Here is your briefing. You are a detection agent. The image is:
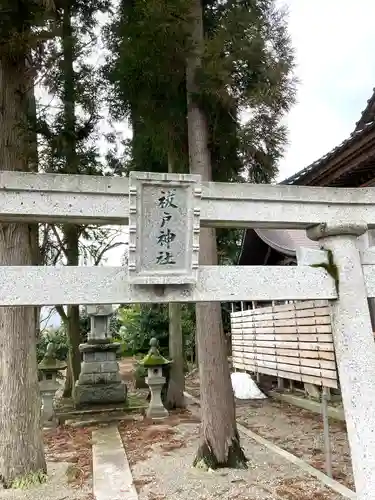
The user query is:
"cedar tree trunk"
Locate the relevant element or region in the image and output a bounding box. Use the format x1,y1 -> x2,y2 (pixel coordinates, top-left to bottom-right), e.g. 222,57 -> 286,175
166,149 -> 186,409
186,0 -> 247,469
0,55 -> 46,487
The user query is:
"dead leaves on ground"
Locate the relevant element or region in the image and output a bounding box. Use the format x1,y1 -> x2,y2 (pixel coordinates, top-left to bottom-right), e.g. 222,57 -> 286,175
276,478 -> 337,500
119,409 -> 200,464
44,425 -> 96,488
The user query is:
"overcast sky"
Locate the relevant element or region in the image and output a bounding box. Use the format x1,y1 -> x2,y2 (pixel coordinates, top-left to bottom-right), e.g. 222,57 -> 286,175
277,0 -> 375,181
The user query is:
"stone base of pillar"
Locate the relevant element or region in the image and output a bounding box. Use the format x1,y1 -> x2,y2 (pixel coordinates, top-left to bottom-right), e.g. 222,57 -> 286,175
73,342 -> 127,408
74,382 -> 127,406
145,374 -> 169,420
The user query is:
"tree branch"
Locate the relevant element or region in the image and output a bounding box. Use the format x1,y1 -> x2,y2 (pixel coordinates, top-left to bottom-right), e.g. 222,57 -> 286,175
94,241 -> 126,266
55,304 -> 68,325
50,224 -> 68,259
51,245 -> 64,265
39,307 -> 56,334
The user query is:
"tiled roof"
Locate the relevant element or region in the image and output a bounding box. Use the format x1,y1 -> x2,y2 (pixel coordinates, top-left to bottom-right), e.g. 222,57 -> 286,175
355,87 -> 375,131
281,119 -> 375,185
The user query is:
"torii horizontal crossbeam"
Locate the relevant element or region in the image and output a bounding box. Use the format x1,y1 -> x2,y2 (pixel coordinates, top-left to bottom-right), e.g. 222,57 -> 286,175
0,265 -> 338,306
2,171 -> 375,228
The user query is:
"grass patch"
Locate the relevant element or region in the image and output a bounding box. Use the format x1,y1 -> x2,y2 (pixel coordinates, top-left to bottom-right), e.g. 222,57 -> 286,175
10,470 -> 47,489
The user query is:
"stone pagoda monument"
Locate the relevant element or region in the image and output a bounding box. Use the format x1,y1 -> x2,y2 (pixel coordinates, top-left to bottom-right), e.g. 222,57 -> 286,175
73,304 -> 127,408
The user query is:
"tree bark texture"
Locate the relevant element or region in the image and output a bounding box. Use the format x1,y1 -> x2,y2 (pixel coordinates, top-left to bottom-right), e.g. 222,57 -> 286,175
0,57 -> 46,486
55,305 -> 75,397
63,352 -> 73,397
60,0 -> 81,396
186,0 -> 247,469
166,150 -> 186,409
166,302 -> 186,409
64,225 -> 82,388
26,75 -> 42,338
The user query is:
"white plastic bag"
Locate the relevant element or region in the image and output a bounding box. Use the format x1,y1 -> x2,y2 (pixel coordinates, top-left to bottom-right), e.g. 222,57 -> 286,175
231,372 -> 267,400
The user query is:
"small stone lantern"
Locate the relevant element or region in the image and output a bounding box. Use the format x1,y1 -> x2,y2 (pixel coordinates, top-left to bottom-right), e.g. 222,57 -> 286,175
141,338 -> 171,420
38,343 -> 67,427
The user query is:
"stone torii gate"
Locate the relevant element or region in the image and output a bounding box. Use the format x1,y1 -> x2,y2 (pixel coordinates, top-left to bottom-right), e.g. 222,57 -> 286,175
2,170 -> 375,499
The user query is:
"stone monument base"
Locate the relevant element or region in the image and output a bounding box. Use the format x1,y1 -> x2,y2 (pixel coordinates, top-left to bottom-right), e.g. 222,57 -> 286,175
73,342 -> 127,408
74,382 -> 127,406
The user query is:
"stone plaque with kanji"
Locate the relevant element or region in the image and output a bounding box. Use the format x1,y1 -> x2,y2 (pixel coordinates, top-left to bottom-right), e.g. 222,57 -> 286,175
128,172 -> 201,284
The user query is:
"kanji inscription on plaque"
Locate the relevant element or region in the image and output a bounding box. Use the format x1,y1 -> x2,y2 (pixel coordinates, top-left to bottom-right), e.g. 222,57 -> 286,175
128,172 -> 201,285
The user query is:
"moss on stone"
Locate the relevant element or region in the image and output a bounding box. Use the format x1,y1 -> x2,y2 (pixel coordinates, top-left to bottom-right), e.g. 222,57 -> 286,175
38,357 -> 67,371
38,342 -> 67,371
140,337 -> 171,367
140,352 -> 171,367
311,248 -> 339,294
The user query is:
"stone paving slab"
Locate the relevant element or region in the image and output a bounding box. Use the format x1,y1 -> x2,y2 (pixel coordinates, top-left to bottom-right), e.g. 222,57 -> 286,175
92,425 -> 138,500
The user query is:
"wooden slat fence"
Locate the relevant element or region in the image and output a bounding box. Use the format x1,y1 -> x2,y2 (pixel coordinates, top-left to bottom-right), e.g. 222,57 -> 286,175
231,300 -> 338,389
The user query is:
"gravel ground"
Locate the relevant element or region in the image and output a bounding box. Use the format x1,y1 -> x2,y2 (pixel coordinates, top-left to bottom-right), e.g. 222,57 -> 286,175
186,373 -> 354,490
117,360 -> 353,498
236,399 -> 353,490
0,462 -> 91,500
125,416 -> 344,500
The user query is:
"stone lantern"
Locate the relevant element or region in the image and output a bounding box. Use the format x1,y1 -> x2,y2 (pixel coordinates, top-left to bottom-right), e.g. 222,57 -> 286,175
141,338 -> 171,420
38,343 -> 67,427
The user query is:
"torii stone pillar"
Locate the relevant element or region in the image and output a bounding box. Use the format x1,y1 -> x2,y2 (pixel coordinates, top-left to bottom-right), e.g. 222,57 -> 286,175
307,222 -> 375,500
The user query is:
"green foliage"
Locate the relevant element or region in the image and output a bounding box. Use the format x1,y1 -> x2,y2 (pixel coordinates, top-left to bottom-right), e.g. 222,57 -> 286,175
103,0 -> 191,169
0,1 -> 55,59
181,305 -> 196,361
37,0 -> 109,178
104,0 -> 296,184
36,327 -> 69,364
118,304 -> 196,357
78,312 -> 90,341
36,0 -> 127,269
134,362 -> 147,380
118,305 -> 169,355
109,312 -> 122,337
217,228 -> 243,265
113,339 -> 128,358
10,470 -> 47,490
